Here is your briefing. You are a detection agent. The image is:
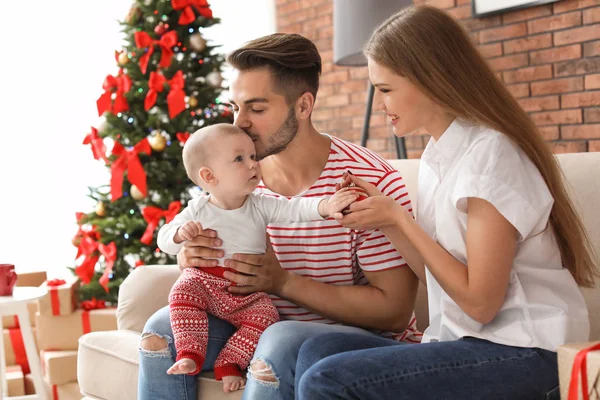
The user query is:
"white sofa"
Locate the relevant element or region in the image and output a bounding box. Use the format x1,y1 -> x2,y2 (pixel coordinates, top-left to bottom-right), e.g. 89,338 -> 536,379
78,153 -> 600,400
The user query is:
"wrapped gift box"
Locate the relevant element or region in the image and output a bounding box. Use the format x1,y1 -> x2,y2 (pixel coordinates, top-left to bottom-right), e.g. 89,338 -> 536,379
3,327 -> 38,373
6,365 -> 26,397
38,276 -> 79,317
45,379 -> 81,400
558,341 -> 600,400
24,373 -> 36,395
41,350 -> 78,385
2,302 -> 39,328
36,308 -> 117,351
16,270 -> 48,287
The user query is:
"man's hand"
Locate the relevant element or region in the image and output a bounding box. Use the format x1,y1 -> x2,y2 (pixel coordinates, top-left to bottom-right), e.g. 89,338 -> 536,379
318,187 -> 361,219
177,229 -> 224,271
223,235 -> 290,295
173,221 -> 204,243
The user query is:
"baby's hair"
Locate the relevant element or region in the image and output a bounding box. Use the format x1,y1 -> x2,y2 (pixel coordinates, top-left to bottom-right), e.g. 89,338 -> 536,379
183,124 -> 246,186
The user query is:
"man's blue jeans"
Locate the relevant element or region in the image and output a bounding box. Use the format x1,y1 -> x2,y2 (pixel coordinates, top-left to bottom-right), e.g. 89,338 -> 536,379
296,332 -> 560,400
137,306 -> 236,400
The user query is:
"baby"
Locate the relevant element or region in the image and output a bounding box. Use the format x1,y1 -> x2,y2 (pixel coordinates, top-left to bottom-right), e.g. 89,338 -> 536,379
157,123 -> 359,392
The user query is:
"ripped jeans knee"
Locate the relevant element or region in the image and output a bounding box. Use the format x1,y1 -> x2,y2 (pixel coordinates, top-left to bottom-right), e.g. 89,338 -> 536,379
247,358 -> 279,388
139,331 -> 172,357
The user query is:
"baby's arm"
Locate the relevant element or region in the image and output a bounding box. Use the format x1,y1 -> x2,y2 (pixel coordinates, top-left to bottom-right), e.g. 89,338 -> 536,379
157,202 -> 201,255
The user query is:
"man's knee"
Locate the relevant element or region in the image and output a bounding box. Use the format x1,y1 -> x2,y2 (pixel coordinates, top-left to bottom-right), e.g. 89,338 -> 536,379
248,359 -> 278,386
140,333 -> 170,353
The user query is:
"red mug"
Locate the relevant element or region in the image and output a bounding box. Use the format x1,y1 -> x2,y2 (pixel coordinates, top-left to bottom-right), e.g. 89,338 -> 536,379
0,264 -> 18,296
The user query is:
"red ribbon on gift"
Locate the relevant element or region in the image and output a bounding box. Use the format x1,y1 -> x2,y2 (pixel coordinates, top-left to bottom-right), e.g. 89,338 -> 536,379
569,342 -> 600,400
135,260 -> 145,268
144,70 -> 186,119
134,30 -> 178,75
83,127 -> 108,163
81,297 -> 107,311
140,201 -> 181,244
172,0 -> 213,24
98,242 -> 117,292
96,66 -> 131,116
8,328 -> 30,375
82,310 -> 92,335
110,138 -> 152,201
176,132 -> 190,144
46,279 -> 67,316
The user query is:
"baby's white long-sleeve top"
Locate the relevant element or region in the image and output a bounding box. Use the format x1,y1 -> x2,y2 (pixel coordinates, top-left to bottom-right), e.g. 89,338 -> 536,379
157,193 -> 324,264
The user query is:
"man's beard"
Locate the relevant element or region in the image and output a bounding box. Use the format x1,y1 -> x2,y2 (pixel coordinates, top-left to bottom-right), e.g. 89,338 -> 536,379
257,106 -> 298,160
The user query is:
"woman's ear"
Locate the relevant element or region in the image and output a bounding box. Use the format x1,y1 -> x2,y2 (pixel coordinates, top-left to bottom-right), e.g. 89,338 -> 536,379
199,166 -> 217,186
296,92 -> 315,120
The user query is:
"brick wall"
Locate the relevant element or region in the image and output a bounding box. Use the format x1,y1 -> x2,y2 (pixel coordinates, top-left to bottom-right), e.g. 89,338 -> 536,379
275,0 -> 600,158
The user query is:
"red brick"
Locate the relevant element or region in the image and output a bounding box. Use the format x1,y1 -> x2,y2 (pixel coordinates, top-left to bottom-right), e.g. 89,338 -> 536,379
318,84 -> 334,97
537,126 -> 560,140
555,57 -> 600,77
553,0 -> 599,14
503,65 -> 552,83
368,126 -> 394,139
320,70 -> 349,85
457,0 -> 470,5
518,96 -> 560,112
480,23 -> 527,44
506,83 -> 530,98
407,149 -> 425,159
586,74 -> 600,90
549,141 -> 587,153
463,16 -> 503,32
554,24 -> 600,46
366,138 -> 390,152
338,80 -> 369,94
561,124 -> 600,139
584,107 -> 600,123
489,53 -> 529,71
562,91 -> 600,108
478,43 -> 503,58
530,44 -> 582,65
338,104 -> 365,118
324,94 -> 350,107
584,41 -> 600,57
318,25 -> 333,40
531,109 -> 582,126
590,140 -> 600,152
312,108 -> 335,121
583,7 -> 600,24
503,34 -> 552,54
502,4 -> 552,24
404,135 -> 426,149
351,92 -> 368,104
278,1 -> 301,15
349,68 -> 369,80
527,11 -> 581,35
448,6 -> 472,20
530,77 -> 584,96
424,0 -> 455,9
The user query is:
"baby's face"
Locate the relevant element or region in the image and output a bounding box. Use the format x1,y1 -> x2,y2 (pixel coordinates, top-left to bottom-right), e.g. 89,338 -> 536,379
210,133 -> 261,197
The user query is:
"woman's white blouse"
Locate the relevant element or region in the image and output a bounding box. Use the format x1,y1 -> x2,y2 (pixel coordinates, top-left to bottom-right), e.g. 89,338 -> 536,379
418,118 -> 589,351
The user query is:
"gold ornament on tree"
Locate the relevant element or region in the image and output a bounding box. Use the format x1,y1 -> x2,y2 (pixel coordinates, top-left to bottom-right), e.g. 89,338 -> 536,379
189,33 -> 207,52
118,51 -> 130,66
126,6 -> 141,24
206,70 -> 223,88
187,96 -> 198,108
149,132 -> 167,152
95,201 -> 106,217
130,185 -> 145,200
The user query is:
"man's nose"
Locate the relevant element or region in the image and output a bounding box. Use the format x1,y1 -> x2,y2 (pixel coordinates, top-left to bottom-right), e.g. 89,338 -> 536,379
233,110 -> 251,129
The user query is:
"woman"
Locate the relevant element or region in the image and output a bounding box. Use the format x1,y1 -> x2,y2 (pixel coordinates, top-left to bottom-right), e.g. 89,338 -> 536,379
295,5 -> 597,400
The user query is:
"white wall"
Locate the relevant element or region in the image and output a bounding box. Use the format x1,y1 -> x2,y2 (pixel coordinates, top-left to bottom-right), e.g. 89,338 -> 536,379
0,0 -> 275,277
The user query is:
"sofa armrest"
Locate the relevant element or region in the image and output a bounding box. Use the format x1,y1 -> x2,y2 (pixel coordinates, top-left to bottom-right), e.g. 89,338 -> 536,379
117,264 -> 181,332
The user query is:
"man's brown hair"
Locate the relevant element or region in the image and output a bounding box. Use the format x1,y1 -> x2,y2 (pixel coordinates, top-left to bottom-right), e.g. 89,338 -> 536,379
227,33 -> 322,104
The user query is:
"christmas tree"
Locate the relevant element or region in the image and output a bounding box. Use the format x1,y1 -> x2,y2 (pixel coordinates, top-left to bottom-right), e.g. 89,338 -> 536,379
72,0 -> 232,304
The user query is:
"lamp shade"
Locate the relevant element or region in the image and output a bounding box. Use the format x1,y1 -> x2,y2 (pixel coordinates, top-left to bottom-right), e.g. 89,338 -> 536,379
333,0 -> 413,66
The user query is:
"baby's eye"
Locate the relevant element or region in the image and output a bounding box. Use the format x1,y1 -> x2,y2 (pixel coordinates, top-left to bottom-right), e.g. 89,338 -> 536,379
234,155 -> 243,162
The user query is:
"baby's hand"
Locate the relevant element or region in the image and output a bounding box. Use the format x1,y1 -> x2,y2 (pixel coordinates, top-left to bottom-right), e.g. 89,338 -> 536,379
174,221 -> 203,243
320,188 -> 364,219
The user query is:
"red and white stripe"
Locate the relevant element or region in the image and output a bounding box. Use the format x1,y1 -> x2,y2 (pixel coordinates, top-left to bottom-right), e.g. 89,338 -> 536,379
256,136 -> 421,342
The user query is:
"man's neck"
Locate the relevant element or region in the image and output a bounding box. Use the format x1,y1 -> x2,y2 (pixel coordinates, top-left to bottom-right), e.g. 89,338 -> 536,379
260,125 -> 331,197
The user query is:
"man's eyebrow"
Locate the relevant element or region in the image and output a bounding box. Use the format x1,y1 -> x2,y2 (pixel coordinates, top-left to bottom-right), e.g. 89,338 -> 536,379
228,98 -> 269,106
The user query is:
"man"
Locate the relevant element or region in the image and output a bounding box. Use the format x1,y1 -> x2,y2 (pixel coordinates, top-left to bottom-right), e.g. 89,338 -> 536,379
138,33 -> 419,400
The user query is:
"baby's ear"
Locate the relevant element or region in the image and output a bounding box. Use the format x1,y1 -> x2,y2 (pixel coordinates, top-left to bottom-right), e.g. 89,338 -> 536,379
199,166 -> 217,185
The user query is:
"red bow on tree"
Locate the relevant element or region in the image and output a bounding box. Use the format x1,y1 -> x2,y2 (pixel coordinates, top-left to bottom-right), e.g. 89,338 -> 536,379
140,201 -> 182,245
98,242 -> 117,292
75,236 -> 117,292
82,127 -> 108,163
110,138 -> 152,202
176,132 -> 190,144
144,71 -> 186,119
80,298 -> 107,311
172,0 -> 213,24
134,31 -> 178,75
96,64 -> 132,116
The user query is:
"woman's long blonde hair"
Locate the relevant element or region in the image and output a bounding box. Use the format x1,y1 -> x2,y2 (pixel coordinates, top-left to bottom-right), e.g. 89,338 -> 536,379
365,5 -> 598,287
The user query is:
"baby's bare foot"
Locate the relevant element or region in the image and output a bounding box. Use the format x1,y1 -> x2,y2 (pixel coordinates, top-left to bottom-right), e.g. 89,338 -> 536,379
222,375 -> 246,393
166,358 -> 197,375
